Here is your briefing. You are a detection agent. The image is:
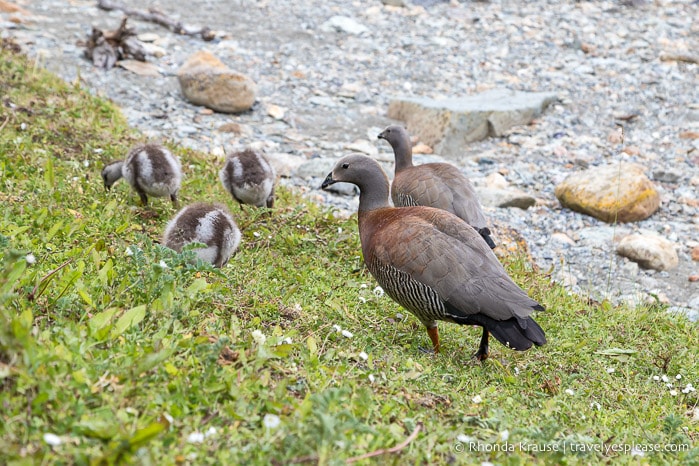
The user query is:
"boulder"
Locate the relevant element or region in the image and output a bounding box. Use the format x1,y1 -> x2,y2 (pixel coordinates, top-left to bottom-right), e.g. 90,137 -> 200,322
616,233 -> 679,271
387,88 -> 558,158
554,163 -> 660,223
177,50 -> 256,113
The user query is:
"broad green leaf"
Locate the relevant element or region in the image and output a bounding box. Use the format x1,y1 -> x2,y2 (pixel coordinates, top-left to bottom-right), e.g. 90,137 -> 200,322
110,305 -> 146,339
186,277 -> 209,297
89,308 -> 118,336
595,348 -> 638,356
128,421 -> 168,448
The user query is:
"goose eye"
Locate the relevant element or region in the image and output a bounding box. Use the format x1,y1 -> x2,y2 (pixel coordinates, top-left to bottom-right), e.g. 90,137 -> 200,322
341,163 -> 350,169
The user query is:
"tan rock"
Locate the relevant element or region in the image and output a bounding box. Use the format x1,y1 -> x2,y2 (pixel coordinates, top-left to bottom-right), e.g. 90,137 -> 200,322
692,246 -> 699,261
554,163 -> 660,223
616,234 -> 678,271
177,50 -> 256,113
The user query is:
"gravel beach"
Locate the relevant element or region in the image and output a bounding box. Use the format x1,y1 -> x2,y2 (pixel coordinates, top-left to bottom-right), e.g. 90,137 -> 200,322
3,0 -> 698,318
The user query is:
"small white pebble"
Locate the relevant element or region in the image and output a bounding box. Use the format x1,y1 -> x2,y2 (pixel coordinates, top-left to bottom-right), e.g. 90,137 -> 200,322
205,427 -> 217,437
457,434 -> 474,443
669,390 -> 678,396
43,433 -> 61,446
20,122 -> 27,130
666,383 -> 673,388
253,231 -> 261,238
125,247 -> 134,256
83,160 -> 90,167
187,432 -> 205,444
332,324 -> 342,332
163,412 -> 174,424
263,414 -> 281,430
661,375 -> 669,382
500,429 -> 509,441
630,446 -> 645,457
591,401 -> 601,410
653,375 -> 660,381
360,284 -> 368,289
25,253 -> 36,264
337,227 -> 343,234
606,367 -> 615,373
93,148 -> 103,154
282,337 -> 292,344
341,329 -> 353,338
565,389 -> 575,396
472,395 -> 483,404
358,351 -> 368,361
514,367 -> 520,376
368,374 -> 375,383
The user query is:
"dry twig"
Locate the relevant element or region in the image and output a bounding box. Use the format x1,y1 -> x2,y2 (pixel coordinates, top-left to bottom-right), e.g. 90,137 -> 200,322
345,422 -> 423,464
97,0 -> 215,41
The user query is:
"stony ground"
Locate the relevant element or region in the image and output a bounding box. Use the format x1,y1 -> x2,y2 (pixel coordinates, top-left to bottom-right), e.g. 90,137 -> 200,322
3,0 -> 698,317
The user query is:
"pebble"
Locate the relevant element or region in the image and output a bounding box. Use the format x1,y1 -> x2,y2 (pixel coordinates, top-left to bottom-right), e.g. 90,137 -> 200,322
5,0 -> 698,317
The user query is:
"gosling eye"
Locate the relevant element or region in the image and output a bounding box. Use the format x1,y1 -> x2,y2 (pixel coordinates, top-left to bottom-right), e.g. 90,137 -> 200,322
341,163 -> 350,169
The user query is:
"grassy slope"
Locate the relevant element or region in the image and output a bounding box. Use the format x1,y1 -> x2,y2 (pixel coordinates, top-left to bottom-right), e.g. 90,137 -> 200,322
0,41 -> 697,466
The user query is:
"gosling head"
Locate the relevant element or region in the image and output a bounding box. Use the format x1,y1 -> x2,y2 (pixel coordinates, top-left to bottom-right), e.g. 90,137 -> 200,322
101,161 -> 124,191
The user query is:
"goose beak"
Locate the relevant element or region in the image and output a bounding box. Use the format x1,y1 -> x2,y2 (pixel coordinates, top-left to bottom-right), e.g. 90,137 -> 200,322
377,131 -> 386,140
320,172 -> 336,190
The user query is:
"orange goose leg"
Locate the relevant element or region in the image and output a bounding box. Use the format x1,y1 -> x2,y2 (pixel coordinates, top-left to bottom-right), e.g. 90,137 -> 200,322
426,327 -> 440,354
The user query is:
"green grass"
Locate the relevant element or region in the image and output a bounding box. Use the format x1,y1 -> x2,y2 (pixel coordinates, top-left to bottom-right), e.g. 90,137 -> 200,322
0,39 -> 697,465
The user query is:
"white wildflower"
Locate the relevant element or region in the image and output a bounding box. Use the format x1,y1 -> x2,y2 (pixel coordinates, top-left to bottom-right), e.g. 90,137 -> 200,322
337,227 -> 343,234
341,329 -> 354,338
676,374 -> 682,380
251,330 -> 266,345
472,395 -> 483,404
25,253 -> 36,265
373,286 -> 384,297
661,375 -> 669,382
500,429 -> 509,441
125,247 -> 134,256
652,375 -> 660,381
263,414 -> 281,430
591,401 -> 601,410
253,231 -> 261,238
20,122 -> 27,131
666,383 -> 673,388
360,284 -> 368,289
368,374 -> 375,383
682,384 -> 695,394
158,260 -> 168,269
606,367 -> 615,373
565,389 -> 575,396
83,160 -> 90,167
282,337 -> 292,345
457,434 -> 474,443
514,367 -> 520,376
630,446 -> 645,457
358,351 -> 368,361
358,296 -> 367,303
93,148 -> 103,154
163,412 -> 174,424
333,324 -> 342,332
43,433 -> 61,446
205,427 -> 217,437
481,462 -> 495,466
187,432 -> 205,443
669,390 -> 678,396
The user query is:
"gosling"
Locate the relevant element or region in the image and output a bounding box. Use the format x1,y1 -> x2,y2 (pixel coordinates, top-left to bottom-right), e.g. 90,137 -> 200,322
162,202 -> 241,268
102,144 -> 182,206
219,148 -> 276,208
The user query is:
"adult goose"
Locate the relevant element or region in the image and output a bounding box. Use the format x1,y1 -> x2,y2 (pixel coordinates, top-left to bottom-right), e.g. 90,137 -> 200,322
378,125 -> 496,249
321,154 -> 545,359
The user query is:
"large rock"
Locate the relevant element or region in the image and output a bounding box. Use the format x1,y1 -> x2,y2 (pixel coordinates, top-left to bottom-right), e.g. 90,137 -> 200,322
386,89 -> 558,158
616,233 -> 679,271
554,163 -> 660,223
177,50 -> 256,113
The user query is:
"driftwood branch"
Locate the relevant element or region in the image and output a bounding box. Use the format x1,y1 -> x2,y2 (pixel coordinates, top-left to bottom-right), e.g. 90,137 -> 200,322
97,0 -> 215,41
84,16 -> 146,69
345,422 -> 423,464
